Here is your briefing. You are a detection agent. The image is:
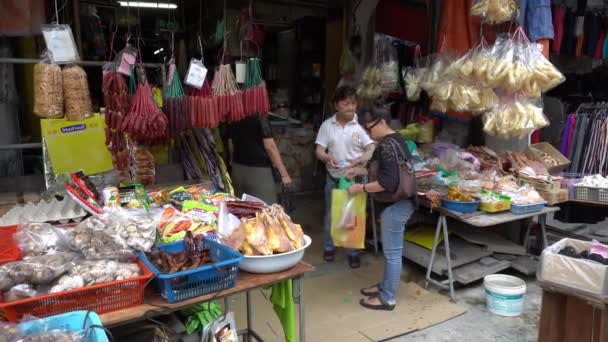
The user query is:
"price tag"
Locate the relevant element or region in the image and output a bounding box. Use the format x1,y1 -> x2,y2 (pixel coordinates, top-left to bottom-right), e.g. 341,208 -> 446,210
184,59 -> 208,89
42,25 -> 79,63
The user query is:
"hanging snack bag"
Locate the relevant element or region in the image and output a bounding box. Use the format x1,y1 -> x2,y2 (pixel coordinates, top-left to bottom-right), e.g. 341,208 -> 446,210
63,65 -> 92,121
33,52 -> 63,118
483,97 -> 549,139
470,0 -> 518,25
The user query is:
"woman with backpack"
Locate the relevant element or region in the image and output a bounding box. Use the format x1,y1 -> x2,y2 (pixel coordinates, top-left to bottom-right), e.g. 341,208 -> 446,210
345,108 -> 417,311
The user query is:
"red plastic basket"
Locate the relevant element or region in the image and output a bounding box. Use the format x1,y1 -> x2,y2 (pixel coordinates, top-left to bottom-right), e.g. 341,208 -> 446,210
0,225 -> 20,264
0,260 -> 153,322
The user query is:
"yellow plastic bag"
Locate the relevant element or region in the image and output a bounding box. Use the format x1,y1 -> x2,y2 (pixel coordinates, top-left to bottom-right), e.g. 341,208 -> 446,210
330,189 -> 366,249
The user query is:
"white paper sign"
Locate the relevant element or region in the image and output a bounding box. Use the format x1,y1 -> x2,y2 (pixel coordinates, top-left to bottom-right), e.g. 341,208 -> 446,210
42,26 -> 79,63
184,59 -> 208,89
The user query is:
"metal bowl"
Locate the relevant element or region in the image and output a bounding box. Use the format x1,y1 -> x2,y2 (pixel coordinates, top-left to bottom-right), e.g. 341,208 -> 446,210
238,235 -> 312,274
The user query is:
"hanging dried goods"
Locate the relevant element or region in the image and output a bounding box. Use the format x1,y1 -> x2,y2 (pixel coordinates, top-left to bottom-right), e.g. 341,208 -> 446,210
212,64 -> 245,122
33,61 -> 63,118
164,62 -> 190,138
470,0 -> 517,24
243,58 -> 270,116
102,71 -> 128,152
188,80 -> 220,128
62,65 -> 92,121
122,81 -> 168,145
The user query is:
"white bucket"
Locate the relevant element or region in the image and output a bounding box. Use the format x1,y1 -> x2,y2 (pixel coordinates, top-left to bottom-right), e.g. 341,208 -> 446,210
483,274 -> 527,317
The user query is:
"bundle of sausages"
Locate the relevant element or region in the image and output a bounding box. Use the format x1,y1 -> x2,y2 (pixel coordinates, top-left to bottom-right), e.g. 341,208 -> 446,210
212,64 -> 245,123
188,80 -> 222,128
122,81 -> 168,145
243,58 -> 270,116
163,63 -> 190,138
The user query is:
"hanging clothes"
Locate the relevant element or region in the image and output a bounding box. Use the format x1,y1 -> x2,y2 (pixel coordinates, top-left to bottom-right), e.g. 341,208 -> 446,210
436,0 -> 480,54
563,104 -> 608,176
553,5 -> 566,53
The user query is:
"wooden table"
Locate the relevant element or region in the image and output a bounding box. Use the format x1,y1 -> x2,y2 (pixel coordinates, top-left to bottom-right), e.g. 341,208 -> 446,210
424,205 -> 559,301
538,281 -> 608,342
101,262 -> 314,342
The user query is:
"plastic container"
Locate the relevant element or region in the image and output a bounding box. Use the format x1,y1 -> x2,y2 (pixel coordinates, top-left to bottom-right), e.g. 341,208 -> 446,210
484,274 -> 527,317
19,310 -> 109,342
0,225 -> 20,264
574,186 -> 608,203
239,235 -> 312,274
138,236 -> 242,303
0,260 -> 152,322
441,199 -> 480,214
511,202 -> 546,215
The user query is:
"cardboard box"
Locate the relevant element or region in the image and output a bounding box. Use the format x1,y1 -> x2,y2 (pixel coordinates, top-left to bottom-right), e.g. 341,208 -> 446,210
539,238 -> 608,298
518,177 -> 561,192
538,188 -> 568,205
528,142 -> 571,174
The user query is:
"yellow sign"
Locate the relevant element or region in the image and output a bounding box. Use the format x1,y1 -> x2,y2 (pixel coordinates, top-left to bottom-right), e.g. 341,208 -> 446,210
41,114 -> 113,175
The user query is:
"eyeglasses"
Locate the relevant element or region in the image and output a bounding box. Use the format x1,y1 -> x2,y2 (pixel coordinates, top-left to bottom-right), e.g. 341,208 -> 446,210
365,119 -> 381,133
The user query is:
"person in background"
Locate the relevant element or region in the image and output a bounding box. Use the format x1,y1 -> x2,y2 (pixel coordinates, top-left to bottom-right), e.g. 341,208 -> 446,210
346,108 -> 416,311
315,86 -> 375,268
227,114 -> 292,204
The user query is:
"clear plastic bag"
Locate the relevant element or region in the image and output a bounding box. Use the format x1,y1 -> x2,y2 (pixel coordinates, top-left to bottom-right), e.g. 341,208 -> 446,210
375,34 -> 399,94
112,208 -> 157,252
0,321 -> 19,341
470,0 -> 517,25
0,253 -> 81,291
33,51 -> 63,118
14,223 -> 71,257
62,65 -> 92,121
50,259 -> 140,293
68,214 -> 134,260
41,24 -> 80,63
483,97 -> 549,139
330,189 -> 366,249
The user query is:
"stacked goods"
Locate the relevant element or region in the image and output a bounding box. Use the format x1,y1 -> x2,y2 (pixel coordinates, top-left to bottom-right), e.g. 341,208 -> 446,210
122,81 -> 168,145
130,145 -> 155,185
62,65 -> 92,121
212,64 -> 245,122
226,204 -> 306,255
243,58 -> 270,116
163,62 -> 190,138
102,71 -> 130,181
33,61 -> 63,118
188,80 -> 220,128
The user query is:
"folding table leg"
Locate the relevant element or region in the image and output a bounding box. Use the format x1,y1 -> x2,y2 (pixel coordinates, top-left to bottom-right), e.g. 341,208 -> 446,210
246,291 -> 252,342
539,213 -> 549,249
425,215 -> 455,301
425,215 -> 444,289
293,276 -> 305,342
442,216 -> 455,301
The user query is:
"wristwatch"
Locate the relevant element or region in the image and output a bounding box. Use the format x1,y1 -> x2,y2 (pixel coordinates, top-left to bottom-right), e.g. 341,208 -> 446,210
363,184 -> 367,193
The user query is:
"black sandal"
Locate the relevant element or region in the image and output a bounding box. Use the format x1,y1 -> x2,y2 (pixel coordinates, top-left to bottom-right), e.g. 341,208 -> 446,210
360,284 -> 381,297
359,295 -> 396,311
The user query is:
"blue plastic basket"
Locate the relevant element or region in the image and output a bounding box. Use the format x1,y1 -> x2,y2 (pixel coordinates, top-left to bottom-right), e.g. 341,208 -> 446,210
511,202 -> 546,215
441,199 -> 480,214
138,237 -> 242,303
18,311 -> 108,342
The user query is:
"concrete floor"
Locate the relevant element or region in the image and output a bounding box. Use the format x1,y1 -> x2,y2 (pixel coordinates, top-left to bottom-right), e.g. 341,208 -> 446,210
290,192 -> 542,342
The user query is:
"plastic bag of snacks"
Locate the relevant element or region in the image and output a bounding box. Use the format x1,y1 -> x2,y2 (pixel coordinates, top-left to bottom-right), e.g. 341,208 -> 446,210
376,34 -> 400,94
0,252 -> 81,291
14,223 -> 72,257
404,46 -> 426,101
33,51 -> 63,118
63,65 -> 92,121
483,97 -> 549,139
470,0 -> 517,25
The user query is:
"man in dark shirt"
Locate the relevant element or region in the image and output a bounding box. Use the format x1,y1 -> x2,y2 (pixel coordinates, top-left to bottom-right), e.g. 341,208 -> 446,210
227,115 -> 291,204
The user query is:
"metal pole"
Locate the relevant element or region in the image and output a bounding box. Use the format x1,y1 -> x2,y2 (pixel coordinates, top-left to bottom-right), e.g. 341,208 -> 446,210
0,143 -> 42,151
0,58 -> 164,68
